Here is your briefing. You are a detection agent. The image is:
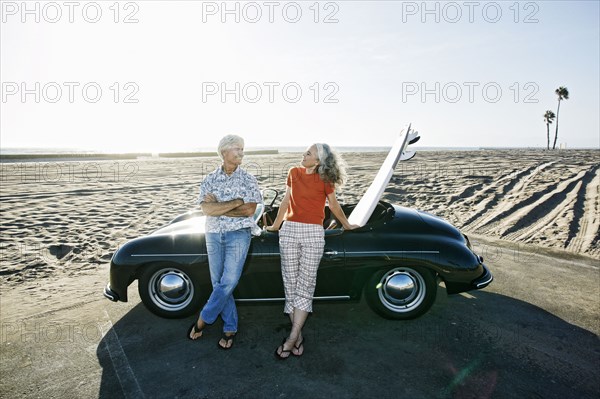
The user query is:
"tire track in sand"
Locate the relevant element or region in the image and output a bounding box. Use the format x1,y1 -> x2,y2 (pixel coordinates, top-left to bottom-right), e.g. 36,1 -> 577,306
565,165 -> 600,255
453,161 -> 556,229
497,169 -> 588,241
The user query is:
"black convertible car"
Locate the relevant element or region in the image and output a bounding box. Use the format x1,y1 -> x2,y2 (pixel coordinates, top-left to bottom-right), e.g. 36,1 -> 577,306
104,189 -> 493,320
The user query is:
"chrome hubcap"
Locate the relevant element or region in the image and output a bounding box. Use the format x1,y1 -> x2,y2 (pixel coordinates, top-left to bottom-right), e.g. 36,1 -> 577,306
378,268 -> 426,313
149,269 -> 194,311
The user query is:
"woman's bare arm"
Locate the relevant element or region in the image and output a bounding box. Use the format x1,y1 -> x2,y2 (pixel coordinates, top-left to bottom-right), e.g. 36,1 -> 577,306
327,192 -> 360,230
266,188 -> 291,231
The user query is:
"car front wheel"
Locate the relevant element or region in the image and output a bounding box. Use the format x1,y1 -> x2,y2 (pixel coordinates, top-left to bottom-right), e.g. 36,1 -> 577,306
365,266 -> 437,320
138,264 -> 203,319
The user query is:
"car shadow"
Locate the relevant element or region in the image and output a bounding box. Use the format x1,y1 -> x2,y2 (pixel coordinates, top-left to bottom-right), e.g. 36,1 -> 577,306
97,287 -> 600,399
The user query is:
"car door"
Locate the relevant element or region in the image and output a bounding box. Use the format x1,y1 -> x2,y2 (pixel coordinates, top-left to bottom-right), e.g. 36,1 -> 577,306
235,228 -> 349,300
313,229 -> 350,298
235,229 -> 284,299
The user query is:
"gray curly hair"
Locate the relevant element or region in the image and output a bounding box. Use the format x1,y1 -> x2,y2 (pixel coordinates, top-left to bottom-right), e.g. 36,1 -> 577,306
314,143 -> 347,187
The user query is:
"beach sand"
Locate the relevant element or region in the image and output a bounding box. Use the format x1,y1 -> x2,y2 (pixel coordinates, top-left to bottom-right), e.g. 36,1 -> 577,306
1,149 -> 599,398
0,149 -> 598,286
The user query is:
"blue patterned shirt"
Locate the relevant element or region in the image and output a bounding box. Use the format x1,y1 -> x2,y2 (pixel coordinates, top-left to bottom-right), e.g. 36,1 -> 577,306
198,166 -> 263,233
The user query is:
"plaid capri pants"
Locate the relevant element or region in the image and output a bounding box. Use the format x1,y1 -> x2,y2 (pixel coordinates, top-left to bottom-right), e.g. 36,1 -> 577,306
279,221 -> 325,313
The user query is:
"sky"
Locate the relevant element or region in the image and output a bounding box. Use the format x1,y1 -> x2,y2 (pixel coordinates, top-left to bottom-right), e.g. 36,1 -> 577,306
1,0 -> 599,152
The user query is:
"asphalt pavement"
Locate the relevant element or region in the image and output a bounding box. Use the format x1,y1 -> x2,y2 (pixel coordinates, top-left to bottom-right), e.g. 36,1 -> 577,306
1,235 -> 598,399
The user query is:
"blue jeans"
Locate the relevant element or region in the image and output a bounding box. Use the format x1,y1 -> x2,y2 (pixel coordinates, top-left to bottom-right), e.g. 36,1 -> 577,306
200,228 -> 251,333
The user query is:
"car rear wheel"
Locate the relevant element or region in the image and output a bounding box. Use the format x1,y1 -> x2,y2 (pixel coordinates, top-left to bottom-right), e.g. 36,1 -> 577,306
365,266 -> 437,320
138,264 -> 203,319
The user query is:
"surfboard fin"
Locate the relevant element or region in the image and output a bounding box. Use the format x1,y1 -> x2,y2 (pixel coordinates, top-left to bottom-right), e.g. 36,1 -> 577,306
407,130 -> 420,145
399,150 -> 416,161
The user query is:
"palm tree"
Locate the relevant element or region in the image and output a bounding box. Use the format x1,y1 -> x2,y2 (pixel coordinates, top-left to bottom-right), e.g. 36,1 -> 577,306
544,110 -> 555,150
552,86 -> 569,149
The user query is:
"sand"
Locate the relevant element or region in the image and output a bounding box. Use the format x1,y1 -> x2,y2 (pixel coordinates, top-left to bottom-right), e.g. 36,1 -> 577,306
0,149 -> 598,286
0,149 -> 599,398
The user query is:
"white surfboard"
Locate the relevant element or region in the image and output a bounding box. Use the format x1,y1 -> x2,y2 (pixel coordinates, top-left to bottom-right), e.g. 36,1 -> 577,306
347,125 -> 419,227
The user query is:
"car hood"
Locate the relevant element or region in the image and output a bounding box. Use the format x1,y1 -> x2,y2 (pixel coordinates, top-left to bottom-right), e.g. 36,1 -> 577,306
414,209 -> 465,241
151,216 -> 206,236
388,205 -> 463,240
151,207 -> 464,242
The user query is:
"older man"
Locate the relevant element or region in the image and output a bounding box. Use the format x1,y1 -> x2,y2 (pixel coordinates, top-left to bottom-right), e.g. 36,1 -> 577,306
188,134 -> 262,350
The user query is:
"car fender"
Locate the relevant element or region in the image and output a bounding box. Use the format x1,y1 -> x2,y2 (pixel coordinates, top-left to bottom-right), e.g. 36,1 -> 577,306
108,233 -> 209,302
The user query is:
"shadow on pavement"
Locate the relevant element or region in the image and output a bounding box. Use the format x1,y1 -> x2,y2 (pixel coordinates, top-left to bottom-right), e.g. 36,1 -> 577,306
97,287 -> 600,399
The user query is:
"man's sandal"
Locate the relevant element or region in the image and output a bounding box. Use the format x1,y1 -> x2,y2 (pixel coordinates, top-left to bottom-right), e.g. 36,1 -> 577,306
187,321 -> 204,340
217,333 -> 236,350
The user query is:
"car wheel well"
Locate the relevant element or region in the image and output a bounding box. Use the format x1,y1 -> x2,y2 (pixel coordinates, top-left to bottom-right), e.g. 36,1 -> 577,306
134,261 -> 184,279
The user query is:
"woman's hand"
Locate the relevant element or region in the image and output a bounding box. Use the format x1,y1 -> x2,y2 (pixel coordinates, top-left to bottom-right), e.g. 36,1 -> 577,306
343,223 -> 361,230
265,225 -> 280,232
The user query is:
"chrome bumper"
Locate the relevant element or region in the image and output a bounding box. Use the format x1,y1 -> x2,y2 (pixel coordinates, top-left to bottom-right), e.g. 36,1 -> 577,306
103,284 -> 120,302
472,264 -> 493,289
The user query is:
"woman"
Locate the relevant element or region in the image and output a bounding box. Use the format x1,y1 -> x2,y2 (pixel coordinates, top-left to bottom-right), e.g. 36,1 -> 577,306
267,143 -> 359,359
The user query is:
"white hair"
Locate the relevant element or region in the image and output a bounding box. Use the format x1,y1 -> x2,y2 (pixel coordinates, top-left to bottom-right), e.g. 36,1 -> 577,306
217,134 -> 244,160
314,143 -> 347,187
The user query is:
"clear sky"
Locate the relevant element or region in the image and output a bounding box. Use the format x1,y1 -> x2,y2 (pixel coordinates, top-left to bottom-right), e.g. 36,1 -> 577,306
1,1 -> 599,152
